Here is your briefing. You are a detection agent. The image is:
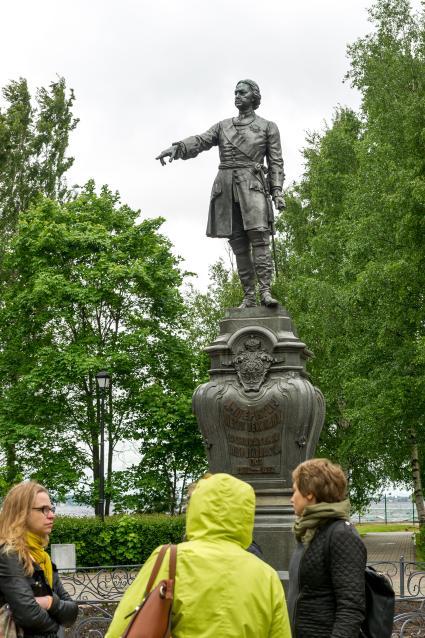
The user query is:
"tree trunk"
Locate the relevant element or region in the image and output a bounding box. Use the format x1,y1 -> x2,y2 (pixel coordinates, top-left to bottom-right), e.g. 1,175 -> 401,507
178,470 -> 189,515
170,467 -> 178,515
5,443 -> 19,487
411,428 -> 425,527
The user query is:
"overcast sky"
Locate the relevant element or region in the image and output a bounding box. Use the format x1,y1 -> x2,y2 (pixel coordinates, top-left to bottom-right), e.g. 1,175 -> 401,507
1,0 -> 417,290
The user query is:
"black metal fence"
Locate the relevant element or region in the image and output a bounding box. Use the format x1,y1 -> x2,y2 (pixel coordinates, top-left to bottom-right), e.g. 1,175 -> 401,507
59,559 -> 425,637
353,495 -> 417,524
59,565 -> 139,637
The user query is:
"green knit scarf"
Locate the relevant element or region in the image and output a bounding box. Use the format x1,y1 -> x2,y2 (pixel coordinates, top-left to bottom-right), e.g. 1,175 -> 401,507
293,499 -> 351,546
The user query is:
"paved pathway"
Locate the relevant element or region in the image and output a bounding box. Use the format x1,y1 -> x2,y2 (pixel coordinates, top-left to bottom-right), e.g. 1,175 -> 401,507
363,532 -> 417,597
363,531 -> 416,562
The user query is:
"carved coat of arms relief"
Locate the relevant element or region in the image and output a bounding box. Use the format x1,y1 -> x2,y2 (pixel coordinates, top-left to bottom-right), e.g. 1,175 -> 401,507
232,333 -> 274,392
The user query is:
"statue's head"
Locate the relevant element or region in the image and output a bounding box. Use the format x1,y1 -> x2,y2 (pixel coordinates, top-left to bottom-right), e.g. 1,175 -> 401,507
235,79 -> 261,110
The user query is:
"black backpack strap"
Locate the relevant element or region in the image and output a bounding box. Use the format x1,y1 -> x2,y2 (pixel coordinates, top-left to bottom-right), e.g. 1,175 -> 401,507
322,518 -> 354,557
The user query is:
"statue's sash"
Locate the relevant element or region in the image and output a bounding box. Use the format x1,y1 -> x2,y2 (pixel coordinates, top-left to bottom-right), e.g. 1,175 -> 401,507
220,118 -> 269,196
221,118 -> 257,163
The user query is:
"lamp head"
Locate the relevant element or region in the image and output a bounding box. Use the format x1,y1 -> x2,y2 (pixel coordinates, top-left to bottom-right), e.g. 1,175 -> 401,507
96,369 -> 111,390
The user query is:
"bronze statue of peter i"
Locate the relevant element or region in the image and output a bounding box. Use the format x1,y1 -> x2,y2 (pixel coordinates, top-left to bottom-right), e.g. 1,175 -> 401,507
156,79 -> 285,308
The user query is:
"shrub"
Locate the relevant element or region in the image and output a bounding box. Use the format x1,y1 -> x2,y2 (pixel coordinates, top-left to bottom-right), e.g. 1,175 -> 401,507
50,514 -> 185,566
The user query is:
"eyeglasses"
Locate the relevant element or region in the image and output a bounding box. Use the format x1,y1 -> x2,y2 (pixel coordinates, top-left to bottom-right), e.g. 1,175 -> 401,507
32,506 -> 56,516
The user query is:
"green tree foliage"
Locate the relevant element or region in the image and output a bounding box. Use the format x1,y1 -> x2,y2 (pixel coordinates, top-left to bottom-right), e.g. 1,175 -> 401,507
275,0 -> 425,513
185,258 -> 243,363
111,385 -> 208,515
0,182 -> 206,509
344,0 -> 425,519
0,76 -> 78,490
0,77 -> 78,238
274,109 -> 376,509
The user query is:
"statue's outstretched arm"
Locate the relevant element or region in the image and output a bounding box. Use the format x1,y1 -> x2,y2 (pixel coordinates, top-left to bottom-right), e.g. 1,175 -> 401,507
156,123 -> 220,165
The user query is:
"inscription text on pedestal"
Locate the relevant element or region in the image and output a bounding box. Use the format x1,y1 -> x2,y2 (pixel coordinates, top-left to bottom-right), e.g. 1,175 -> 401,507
223,398 -> 281,475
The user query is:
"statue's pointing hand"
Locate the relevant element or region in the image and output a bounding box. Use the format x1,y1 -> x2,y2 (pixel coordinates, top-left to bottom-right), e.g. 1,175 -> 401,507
156,144 -> 179,166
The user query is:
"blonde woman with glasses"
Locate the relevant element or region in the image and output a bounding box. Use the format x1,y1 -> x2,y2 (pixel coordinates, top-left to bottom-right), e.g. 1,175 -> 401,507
0,481 -> 78,638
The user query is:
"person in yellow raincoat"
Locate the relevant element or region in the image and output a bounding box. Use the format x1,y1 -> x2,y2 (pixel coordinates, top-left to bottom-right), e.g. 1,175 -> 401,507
105,473 -> 291,638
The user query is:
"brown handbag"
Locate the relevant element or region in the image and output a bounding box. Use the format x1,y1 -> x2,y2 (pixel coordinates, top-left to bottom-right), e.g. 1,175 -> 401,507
0,604 -> 24,638
120,544 -> 177,638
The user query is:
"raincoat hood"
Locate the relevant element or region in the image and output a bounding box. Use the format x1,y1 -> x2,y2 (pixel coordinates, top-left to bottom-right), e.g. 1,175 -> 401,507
185,473 -> 255,549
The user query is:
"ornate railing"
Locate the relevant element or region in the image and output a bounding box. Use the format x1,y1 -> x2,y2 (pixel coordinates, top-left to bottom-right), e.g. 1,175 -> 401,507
59,559 -> 425,637
368,558 -> 425,597
59,565 -> 141,603
59,565 -> 141,637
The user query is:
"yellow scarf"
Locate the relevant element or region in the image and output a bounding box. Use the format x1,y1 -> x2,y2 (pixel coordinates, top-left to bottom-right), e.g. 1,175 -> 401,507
26,532 -> 53,587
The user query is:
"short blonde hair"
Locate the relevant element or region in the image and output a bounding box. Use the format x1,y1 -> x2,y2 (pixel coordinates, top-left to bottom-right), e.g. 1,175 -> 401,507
292,459 -> 347,503
0,481 -> 50,574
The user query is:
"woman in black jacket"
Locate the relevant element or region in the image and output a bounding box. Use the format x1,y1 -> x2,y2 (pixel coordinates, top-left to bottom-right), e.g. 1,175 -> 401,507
287,458 -> 366,638
0,481 -> 78,637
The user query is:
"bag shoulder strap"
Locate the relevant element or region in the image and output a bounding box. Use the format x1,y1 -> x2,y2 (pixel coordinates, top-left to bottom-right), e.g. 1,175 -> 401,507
144,544 -> 177,596
323,518 -> 352,553
168,544 -> 177,581
144,545 -> 170,596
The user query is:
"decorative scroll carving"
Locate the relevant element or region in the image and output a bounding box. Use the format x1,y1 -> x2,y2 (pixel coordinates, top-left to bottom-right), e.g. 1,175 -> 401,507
232,334 -> 274,392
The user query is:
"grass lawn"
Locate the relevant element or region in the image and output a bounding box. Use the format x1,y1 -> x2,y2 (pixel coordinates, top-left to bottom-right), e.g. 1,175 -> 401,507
355,522 -> 418,535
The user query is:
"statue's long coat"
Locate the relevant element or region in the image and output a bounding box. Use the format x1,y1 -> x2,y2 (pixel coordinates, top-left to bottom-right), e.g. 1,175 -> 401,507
177,115 -> 284,238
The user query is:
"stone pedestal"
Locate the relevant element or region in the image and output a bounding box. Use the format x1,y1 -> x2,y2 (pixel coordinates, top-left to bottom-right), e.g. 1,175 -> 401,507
192,305 -> 325,572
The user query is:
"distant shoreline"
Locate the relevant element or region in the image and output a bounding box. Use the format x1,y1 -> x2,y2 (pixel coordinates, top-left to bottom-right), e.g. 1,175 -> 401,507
55,504 -> 95,517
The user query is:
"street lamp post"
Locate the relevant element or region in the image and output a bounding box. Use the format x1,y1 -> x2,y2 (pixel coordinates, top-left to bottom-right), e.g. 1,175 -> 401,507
96,370 -> 111,521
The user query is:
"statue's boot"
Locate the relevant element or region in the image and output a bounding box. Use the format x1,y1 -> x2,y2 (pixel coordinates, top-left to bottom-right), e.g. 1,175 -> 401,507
250,232 -> 279,307
229,237 -> 257,308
